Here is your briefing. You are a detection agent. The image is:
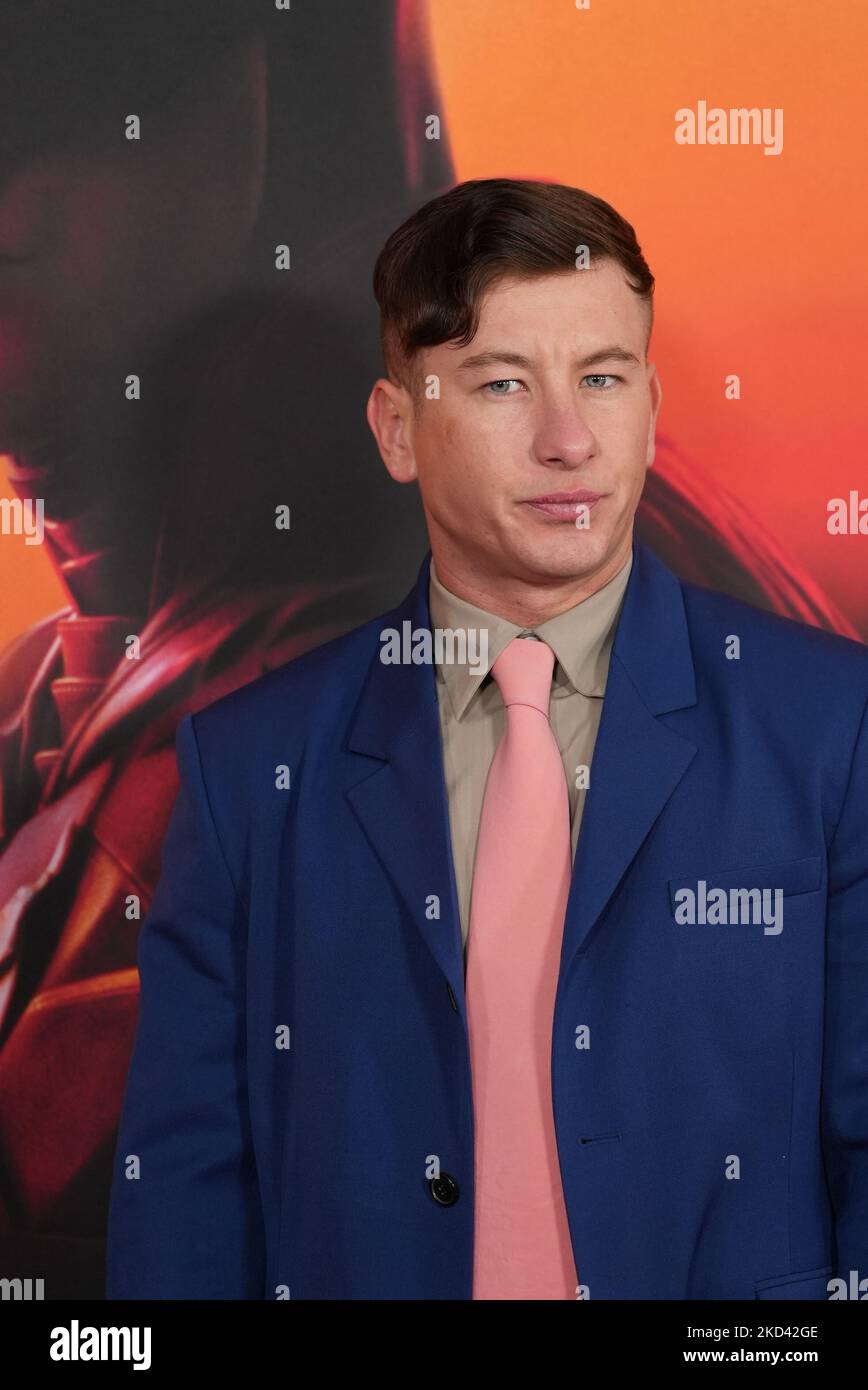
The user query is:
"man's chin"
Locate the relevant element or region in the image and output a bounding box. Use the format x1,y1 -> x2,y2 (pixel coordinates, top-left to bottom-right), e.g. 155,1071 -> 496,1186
507,529 -> 618,583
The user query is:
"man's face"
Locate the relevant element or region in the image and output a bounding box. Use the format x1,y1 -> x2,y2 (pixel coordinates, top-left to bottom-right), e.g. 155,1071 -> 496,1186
377,262 -> 661,596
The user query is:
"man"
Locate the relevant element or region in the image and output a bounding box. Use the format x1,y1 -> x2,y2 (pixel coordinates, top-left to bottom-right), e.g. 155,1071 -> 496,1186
107,178 -> 868,1300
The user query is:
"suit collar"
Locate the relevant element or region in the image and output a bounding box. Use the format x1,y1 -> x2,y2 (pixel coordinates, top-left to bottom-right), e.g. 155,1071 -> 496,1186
609,534 -> 697,714
427,550 -> 633,720
356,533 -> 696,730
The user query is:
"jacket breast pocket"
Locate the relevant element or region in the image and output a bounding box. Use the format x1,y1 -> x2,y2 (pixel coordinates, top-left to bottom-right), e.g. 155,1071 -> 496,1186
755,1262 -> 834,1299
669,854 -> 823,911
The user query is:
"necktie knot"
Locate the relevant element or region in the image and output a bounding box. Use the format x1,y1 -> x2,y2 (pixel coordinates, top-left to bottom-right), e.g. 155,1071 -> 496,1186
490,635 -> 555,717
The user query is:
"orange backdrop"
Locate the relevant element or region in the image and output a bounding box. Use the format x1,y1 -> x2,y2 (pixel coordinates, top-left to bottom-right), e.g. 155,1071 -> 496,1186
426,0 -> 867,632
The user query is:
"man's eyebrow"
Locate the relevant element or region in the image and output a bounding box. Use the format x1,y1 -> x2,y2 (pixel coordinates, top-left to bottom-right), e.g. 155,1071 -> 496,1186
454,345 -> 642,373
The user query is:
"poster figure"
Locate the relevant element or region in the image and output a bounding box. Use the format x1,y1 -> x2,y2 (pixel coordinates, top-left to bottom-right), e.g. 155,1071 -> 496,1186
0,0 -> 451,1298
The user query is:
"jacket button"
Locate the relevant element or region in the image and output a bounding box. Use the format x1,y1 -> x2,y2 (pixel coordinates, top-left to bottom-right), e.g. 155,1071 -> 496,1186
429,1172 -> 460,1206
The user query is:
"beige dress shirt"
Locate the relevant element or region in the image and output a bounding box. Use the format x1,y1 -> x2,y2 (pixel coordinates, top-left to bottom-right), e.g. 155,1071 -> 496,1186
428,550 -> 633,958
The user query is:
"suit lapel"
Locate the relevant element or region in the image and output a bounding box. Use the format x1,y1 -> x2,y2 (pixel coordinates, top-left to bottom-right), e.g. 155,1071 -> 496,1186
560,538 -> 698,965
345,553 -> 466,1012
345,539 -> 699,1007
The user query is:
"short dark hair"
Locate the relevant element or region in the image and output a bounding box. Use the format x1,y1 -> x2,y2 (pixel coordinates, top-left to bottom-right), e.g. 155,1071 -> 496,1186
372,177 -> 655,401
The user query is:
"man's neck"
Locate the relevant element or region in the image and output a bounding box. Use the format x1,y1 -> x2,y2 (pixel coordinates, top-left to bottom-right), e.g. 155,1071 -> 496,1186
430,535 -> 634,628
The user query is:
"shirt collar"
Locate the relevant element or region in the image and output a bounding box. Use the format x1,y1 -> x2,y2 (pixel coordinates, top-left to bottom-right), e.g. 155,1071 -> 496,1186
428,548 -> 633,722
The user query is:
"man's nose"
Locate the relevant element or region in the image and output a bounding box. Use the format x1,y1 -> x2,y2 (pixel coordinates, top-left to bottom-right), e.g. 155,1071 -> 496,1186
531,395 -> 597,467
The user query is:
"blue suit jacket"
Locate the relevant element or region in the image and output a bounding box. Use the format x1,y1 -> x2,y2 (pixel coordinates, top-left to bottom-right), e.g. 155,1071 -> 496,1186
106,538 -> 868,1300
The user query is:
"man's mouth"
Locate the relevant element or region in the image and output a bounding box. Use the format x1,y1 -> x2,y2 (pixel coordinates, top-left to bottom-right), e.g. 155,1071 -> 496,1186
523,489 -> 603,520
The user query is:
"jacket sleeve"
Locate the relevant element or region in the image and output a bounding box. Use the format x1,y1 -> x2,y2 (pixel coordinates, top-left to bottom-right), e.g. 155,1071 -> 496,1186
106,712 -> 265,1298
822,694 -> 868,1286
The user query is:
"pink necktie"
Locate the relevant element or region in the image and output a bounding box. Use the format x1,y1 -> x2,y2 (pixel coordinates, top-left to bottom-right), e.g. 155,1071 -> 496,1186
465,635 -> 579,1300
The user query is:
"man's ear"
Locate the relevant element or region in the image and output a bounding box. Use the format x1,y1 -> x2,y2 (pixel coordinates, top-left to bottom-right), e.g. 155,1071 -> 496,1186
365,378 -> 419,483
645,364 -> 662,468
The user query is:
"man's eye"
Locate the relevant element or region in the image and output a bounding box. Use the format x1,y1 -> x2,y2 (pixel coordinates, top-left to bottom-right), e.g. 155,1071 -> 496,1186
483,379 -> 522,395
583,374 -> 619,389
